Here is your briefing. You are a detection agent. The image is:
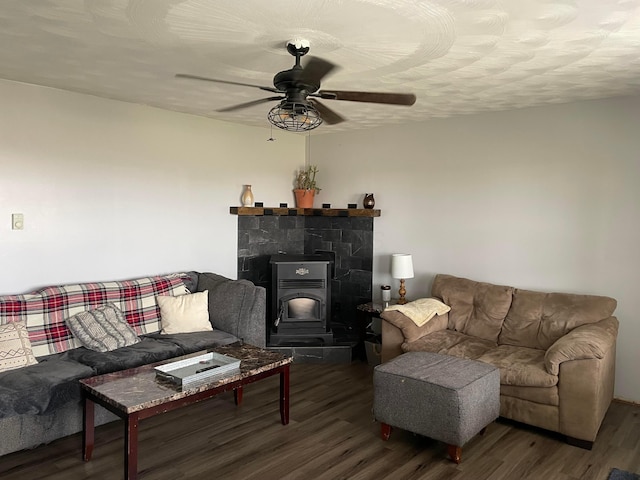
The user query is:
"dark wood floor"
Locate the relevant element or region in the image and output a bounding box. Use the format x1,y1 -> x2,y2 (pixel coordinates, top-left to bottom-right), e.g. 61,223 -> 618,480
0,362 -> 638,480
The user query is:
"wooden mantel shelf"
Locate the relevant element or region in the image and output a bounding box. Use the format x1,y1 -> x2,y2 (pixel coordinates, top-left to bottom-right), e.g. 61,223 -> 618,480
230,206 -> 381,217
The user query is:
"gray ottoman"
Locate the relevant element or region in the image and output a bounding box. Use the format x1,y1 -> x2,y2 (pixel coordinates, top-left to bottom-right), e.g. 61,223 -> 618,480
373,352 -> 500,463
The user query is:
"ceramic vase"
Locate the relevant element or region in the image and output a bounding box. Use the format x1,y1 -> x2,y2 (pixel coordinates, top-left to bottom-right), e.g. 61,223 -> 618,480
241,185 -> 254,207
363,193 -> 375,209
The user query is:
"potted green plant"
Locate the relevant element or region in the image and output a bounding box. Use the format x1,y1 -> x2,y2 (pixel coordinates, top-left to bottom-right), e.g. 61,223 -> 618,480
294,165 -> 321,208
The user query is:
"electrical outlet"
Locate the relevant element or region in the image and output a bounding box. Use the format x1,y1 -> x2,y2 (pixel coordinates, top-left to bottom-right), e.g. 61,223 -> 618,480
12,213 -> 24,230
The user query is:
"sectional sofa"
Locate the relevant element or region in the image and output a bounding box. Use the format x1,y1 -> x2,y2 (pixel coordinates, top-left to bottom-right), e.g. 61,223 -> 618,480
380,273 -> 619,449
0,271 -> 266,457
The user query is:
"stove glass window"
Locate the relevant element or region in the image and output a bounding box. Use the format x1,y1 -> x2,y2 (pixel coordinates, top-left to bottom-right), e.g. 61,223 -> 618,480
286,298 -> 319,321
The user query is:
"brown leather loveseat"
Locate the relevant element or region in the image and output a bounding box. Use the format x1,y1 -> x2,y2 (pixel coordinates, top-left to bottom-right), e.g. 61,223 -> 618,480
380,274 -> 618,449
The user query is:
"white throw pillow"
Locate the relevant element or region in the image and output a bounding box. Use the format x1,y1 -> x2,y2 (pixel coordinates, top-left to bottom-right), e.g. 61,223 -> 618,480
157,291 -> 212,334
0,321 -> 38,372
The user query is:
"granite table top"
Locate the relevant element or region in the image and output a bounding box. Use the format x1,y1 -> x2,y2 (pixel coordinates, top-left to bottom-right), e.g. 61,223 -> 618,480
357,300 -> 400,314
80,343 -> 292,414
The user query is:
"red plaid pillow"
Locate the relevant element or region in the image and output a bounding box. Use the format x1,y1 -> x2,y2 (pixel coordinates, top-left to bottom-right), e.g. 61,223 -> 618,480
0,274 -> 190,357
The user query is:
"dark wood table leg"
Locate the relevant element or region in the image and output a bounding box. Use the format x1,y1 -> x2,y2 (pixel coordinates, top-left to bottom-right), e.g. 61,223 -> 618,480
355,308 -> 370,361
380,423 -> 392,441
125,413 -> 140,480
447,444 -> 462,464
234,386 -> 244,406
82,396 -> 95,462
280,364 -> 290,425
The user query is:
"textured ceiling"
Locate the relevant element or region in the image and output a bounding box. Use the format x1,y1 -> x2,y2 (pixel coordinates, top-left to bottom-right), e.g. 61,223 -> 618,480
1,0 -> 639,133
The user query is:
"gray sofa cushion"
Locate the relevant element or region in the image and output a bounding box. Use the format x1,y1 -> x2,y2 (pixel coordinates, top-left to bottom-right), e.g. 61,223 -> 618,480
146,330 -> 239,354
0,359 -> 94,417
0,330 -> 239,419
58,337 -> 183,375
197,273 -> 265,347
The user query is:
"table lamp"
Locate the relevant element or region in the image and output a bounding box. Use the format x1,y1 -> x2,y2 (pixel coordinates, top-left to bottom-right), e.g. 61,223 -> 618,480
391,253 -> 414,305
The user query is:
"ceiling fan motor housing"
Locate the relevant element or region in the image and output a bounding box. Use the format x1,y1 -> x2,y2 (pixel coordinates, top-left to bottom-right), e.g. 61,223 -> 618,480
273,69 -> 319,96
274,40 -> 318,95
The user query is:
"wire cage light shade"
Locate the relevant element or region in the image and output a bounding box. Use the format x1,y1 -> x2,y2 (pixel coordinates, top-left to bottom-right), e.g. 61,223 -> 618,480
267,101 -> 323,132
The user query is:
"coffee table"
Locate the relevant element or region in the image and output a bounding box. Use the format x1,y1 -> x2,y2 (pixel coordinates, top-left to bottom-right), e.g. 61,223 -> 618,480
80,343 -> 292,480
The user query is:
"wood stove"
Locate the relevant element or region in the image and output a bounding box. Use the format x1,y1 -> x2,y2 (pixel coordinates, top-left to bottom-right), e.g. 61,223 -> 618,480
269,254 -> 333,346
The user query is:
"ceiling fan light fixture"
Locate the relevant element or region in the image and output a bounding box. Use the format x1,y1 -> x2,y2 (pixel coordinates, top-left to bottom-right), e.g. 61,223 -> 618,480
178,40 -> 414,131
267,101 -> 322,132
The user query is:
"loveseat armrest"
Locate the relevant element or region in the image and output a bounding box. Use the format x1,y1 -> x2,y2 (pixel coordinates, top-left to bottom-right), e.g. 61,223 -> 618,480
545,316 -> 619,375
196,273 -> 266,348
380,320 -> 404,363
380,309 -> 449,363
558,341 -> 617,444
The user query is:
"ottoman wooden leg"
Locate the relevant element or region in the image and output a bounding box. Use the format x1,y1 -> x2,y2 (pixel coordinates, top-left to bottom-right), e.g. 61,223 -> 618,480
381,423 -> 392,441
447,444 -> 462,464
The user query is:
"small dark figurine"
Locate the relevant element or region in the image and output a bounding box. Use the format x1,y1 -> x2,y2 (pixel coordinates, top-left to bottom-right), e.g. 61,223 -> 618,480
363,193 -> 375,209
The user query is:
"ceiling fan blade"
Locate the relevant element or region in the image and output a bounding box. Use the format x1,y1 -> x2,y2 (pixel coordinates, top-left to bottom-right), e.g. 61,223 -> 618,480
299,57 -> 338,86
217,96 -> 284,113
317,90 -> 416,106
309,99 -> 345,125
175,73 -> 281,94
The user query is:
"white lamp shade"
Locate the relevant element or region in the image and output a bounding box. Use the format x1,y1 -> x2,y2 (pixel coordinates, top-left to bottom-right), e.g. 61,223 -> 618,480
391,253 -> 414,279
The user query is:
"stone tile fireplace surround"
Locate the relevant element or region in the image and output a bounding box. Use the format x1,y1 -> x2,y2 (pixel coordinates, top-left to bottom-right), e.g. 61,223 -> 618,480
231,207 -> 380,357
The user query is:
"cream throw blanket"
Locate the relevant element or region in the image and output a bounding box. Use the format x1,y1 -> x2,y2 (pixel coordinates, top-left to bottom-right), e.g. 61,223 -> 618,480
386,298 -> 451,327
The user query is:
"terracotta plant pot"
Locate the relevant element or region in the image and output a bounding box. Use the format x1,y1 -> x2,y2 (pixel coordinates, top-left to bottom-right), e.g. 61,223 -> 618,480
294,189 -> 316,208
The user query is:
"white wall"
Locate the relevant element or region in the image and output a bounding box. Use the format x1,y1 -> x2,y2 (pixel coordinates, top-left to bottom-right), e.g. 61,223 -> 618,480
1,79 -> 638,402
0,80 -> 304,293
312,97 -> 640,402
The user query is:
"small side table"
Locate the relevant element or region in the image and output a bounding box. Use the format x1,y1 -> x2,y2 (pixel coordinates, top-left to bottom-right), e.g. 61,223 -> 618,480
357,301 -> 385,316
355,302 -> 388,362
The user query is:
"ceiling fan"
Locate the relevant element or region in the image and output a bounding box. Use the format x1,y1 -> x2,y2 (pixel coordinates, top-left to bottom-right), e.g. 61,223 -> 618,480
176,39 -> 417,132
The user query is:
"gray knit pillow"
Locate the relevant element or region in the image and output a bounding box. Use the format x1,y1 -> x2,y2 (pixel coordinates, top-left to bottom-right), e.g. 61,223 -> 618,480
66,303 -> 139,352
